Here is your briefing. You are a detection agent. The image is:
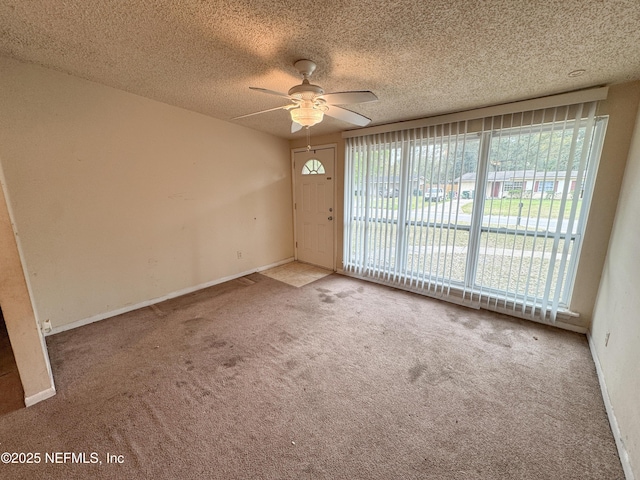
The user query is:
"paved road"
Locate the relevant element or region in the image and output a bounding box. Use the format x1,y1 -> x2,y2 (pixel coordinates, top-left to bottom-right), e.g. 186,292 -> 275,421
356,198 -> 579,234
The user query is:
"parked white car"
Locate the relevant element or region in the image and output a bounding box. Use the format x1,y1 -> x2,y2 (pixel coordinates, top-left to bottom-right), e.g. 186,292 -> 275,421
425,188 -> 444,202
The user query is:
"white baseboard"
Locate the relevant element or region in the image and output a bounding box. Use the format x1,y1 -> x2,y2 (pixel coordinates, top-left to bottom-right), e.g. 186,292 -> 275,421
25,386 -> 56,407
255,257 -> 294,272
47,258 -> 295,336
588,333 -> 635,480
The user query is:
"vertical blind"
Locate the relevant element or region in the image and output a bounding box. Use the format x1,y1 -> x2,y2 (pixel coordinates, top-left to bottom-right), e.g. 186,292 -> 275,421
343,101 -> 607,323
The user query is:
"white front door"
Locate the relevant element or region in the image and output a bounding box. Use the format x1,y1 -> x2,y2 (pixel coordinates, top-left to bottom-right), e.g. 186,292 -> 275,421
293,147 -> 335,270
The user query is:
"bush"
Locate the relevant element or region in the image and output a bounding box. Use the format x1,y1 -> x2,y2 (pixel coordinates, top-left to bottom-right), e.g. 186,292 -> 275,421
507,189 -> 522,198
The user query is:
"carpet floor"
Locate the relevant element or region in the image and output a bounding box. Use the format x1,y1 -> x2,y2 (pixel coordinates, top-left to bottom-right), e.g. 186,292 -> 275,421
0,273 -> 624,479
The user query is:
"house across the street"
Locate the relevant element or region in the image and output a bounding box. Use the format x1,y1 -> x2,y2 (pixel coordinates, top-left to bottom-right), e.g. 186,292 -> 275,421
454,170 -> 582,199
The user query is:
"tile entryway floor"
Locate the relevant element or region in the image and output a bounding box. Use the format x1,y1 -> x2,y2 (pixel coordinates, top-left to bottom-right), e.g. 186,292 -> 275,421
260,261 -> 332,287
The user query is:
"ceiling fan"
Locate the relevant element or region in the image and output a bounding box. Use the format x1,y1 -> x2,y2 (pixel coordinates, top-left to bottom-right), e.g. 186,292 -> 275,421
233,59 -> 378,133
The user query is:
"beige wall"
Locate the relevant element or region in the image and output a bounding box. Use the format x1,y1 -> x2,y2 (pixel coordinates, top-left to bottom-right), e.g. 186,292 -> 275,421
0,57 -> 293,332
571,81 -> 640,327
590,98 -> 640,478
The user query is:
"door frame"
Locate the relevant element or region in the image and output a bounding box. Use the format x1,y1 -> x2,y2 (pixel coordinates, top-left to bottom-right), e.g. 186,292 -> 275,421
291,143 -> 338,271
0,174 -> 56,406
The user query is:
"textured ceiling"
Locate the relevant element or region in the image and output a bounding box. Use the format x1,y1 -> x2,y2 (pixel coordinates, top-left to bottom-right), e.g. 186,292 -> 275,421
1,0 -> 640,139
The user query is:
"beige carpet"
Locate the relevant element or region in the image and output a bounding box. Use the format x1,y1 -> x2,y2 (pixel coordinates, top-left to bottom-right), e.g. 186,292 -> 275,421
0,273 -> 623,479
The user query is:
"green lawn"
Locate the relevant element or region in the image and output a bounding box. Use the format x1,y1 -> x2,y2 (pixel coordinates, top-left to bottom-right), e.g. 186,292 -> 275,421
461,198 -> 581,219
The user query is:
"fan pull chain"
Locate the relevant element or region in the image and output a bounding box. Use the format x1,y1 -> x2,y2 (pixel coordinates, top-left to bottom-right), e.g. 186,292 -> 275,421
306,127 -> 311,151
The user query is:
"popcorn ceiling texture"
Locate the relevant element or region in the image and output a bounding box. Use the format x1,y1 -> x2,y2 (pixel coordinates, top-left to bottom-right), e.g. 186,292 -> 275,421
1,0 -> 639,139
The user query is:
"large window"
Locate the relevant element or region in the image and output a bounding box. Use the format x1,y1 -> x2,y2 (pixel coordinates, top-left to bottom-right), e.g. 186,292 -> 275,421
344,102 -> 606,322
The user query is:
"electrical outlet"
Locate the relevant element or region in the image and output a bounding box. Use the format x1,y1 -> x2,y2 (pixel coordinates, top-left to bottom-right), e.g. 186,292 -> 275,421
237,250 -> 242,260
42,319 -> 52,333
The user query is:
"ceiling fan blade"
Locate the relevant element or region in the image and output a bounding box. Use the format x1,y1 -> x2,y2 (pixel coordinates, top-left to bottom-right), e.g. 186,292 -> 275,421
322,91 -> 378,105
249,87 -> 291,99
324,105 -> 372,127
232,104 -> 295,120
291,122 -> 303,133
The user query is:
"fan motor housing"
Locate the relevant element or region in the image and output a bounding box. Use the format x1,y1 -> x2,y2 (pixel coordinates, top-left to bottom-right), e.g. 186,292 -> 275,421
288,81 -> 324,100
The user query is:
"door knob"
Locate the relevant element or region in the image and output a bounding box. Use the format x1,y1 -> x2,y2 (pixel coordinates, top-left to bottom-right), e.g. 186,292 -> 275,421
328,216 -> 333,221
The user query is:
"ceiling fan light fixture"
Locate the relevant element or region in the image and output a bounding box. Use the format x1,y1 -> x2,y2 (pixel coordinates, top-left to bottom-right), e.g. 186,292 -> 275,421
238,59 -> 377,131
290,100 -> 325,127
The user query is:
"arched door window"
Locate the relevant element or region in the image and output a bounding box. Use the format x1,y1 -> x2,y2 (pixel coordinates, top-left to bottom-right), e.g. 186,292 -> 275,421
301,159 -> 325,175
